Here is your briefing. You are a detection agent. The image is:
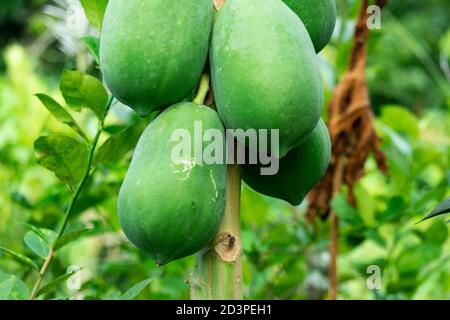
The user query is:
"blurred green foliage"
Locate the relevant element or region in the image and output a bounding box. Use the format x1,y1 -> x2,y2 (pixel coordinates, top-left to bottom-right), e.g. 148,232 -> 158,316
0,0 -> 449,300
0,1 -> 46,42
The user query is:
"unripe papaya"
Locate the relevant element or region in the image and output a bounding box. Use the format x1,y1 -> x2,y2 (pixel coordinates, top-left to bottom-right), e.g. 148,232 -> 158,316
242,119 -> 331,206
118,102 -> 227,265
211,0 -> 324,158
100,0 -> 213,116
282,0 -> 337,52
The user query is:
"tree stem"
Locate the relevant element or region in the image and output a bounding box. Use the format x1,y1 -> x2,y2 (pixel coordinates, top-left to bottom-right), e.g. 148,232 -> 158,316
29,97 -> 114,300
190,164 -> 243,300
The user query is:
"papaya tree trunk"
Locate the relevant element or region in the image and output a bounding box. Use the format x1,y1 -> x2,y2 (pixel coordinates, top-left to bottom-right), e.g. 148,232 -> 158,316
189,0 -> 243,300
190,164 -> 243,300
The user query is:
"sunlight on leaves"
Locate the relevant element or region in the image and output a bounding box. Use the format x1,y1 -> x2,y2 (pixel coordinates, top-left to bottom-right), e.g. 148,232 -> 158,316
60,70 -> 108,120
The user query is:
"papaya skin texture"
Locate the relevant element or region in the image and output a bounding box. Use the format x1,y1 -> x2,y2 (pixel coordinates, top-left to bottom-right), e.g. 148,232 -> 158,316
210,0 -> 324,158
100,0 -> 213,117
282,0 -> 337,53
118,103 -> 227,265
242,119 -> 331,206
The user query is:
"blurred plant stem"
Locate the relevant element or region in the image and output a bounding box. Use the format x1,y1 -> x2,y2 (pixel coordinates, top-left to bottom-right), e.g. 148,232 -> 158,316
29,96 -> 114,299
328,155 -> 346,300
76,49 -> 88,73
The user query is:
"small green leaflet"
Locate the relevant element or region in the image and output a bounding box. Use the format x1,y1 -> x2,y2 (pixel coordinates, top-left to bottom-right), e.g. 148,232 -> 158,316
34,135 -> 89,192
0,271 -> 30,300
35,94 -> 88,141
0,276 -> 15,299
80,0 -> 109,29
0,247 -> 38,270
23,230 -> 54,259
83,36 -> 101,64
121,277 -> 154,300
23,229 -> 56,259
94,123 -> 144,165
60,70 -> 109,120
37,269 -> 80,297
21,223 -> 50,244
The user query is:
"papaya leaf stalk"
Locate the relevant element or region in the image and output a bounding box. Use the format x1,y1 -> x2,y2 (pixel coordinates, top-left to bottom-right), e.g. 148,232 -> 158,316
29,96 -> 114,299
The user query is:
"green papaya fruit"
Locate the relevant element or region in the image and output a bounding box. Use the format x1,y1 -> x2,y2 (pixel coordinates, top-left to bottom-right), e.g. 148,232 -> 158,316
282,0 -> 337,53
242,119 -> 331,206
100,0 -> 213,116
118,102 -> 227,265
211,0 -> 324,158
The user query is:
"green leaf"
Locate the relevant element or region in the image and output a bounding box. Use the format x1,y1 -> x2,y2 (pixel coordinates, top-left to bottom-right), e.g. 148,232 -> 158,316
35,94 -> 88,141
378,123 -> 413,157
94,123 -> 143,165
54,228 -> 93,251
0,271 -> 30,300
21,223 -> 50,245
120,277 -> 154,300
418,197 -> 450,223
80,0 -> 108,29
34,135 -> 89,191
378,196 -> 405,222
10,192 -> 33,209
380,105 -> 420,139
83,36 -> 100,64
71,192 -> 109,216
397,244 -> 441,277
0,276 -> 15,299
364,229 -> 386,248
0,247 -> 39,270
60,70 -> 109,120
102,291 -> 121,300
23,229 -> 56,259
423,220 -> 449,244
331,193 -> 364,227
103,124 -> 129,134
37,270 -> 80,297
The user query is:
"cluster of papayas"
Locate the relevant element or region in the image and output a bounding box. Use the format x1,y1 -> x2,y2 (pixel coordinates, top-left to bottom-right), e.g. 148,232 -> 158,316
211,0 -> 333,204
102,0 -> 335,265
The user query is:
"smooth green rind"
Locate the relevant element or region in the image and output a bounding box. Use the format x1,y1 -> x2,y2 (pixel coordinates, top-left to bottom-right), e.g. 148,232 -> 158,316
242,119 -> 331,206
211,0 -> 324,157
283,0 -> 337,53
118,103 -> 227,265
100,0 -> 213,116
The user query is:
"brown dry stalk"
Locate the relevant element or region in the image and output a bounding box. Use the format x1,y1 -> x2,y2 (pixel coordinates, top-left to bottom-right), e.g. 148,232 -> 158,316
308,0 -> 388,220
307,0 -> 389,299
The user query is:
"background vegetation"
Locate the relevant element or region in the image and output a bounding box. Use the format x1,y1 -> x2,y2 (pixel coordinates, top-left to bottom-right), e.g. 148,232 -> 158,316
0,0 -> 449,300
